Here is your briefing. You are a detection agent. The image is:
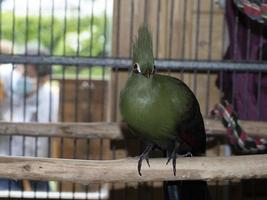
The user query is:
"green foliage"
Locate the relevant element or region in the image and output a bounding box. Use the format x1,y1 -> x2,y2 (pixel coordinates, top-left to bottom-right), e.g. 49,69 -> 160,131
0,12 -> 111,78
1,12 -> 111,56
53,65 -> 109,80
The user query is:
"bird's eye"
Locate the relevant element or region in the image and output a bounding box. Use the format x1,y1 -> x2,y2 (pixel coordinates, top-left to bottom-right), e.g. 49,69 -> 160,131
133,63 -> 141,74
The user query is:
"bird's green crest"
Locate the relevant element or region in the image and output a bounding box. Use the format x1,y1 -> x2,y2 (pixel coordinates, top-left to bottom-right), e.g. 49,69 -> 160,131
133,25 -> 154,75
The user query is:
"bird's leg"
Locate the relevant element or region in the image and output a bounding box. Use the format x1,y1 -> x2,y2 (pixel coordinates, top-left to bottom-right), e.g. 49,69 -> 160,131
166,142 -> 181,176
166,147 -> 177,176
138,144 -> 154,176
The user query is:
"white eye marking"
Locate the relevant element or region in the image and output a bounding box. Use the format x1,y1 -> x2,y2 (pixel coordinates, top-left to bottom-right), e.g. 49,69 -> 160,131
133,63 -> 141,73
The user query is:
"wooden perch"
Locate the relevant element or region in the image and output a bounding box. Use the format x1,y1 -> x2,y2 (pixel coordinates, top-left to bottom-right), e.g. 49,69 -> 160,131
0,118 -> 266,139
0,155 -> 267,184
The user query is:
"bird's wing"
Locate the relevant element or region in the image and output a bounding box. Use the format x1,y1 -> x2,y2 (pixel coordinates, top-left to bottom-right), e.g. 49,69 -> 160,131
177,100 -> 206,155
168,78 -> 206,154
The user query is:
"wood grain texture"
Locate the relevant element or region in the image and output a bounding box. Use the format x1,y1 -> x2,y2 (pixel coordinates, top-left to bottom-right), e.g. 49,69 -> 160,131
205,118 -> 267,137
0,121 -> 121,139
0,119 -> 266,139
0,155 -> 267,184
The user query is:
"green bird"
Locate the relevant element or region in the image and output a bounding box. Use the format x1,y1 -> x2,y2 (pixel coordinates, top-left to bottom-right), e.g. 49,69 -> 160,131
120,25 -> 211,200
120,25 -> 206,173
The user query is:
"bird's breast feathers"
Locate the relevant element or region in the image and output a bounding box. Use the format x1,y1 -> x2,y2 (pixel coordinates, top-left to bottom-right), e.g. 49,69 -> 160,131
120,74 -> 196,145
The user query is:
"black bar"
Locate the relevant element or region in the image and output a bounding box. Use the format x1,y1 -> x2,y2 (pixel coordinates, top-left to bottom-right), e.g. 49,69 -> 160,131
76,0 -> 81,57
129,0 -> 134,58
103,0 -> 108,58
221,9 -> 226,58
89,0 -> 95,56
181,0 -> 187,59
208,0 -> 214,60
0,0 -> 2,50
63,0 -> 68,56
168,0 -> 174,59
155,0 -> 161,59
50,0 -> 55,55
144,0 -> 148,24
194,0 -> 201,60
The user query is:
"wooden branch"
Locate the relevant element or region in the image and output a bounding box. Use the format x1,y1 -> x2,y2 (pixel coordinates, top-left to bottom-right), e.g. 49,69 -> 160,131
0,118 -> 266,139
1,155 -> 267,184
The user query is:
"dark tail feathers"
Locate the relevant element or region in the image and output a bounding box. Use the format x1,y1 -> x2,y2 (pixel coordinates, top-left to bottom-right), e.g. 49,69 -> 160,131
164,180 -> 212,200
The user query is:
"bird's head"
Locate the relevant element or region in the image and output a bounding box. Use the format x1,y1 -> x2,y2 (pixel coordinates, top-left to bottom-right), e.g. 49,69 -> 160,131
132,25 -> 155,78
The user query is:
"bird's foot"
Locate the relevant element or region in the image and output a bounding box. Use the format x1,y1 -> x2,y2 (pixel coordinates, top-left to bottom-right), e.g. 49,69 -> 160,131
138,144 -> 154,176
166,150 -> 177,176
166,151 -> 193,176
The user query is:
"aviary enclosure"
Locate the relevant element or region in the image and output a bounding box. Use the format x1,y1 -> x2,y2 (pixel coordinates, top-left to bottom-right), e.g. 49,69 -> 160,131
0,0 -> 266,199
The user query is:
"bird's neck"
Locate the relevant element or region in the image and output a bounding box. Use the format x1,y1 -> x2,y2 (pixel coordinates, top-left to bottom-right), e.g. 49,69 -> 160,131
128,74 -> 155,92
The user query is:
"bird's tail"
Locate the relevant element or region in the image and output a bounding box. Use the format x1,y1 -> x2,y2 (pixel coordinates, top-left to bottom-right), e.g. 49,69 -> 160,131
164,180 -> 211,200
163,146 -> 211,200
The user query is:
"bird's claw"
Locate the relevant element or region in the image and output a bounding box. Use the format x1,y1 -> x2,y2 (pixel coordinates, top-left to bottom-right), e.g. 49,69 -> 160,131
166,150 -> 177,176
138,157 -> 143,176
138,145 -> 153,176
173,155 -> 176,176
146,157 -> 150,167
138,154 -> 150,176
166,157 -> 171,165
167,152 -> 192,176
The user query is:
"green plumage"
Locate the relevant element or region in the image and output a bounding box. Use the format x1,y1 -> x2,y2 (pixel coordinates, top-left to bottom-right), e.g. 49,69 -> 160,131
120,25 -> 206,174
120,73 -> 205,153
132,25 -> 154,75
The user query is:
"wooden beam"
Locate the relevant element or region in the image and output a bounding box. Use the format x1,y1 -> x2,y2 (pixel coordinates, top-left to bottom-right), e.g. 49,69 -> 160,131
0,155 -> 267,184
205,118 -> 267,137
0,121 -> 121,139
0,119 -> 266,139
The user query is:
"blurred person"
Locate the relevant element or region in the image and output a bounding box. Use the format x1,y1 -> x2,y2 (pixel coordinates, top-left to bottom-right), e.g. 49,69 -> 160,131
0,40 -> 12,54
0,47 -> 59,191
0,40 -> 12,106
